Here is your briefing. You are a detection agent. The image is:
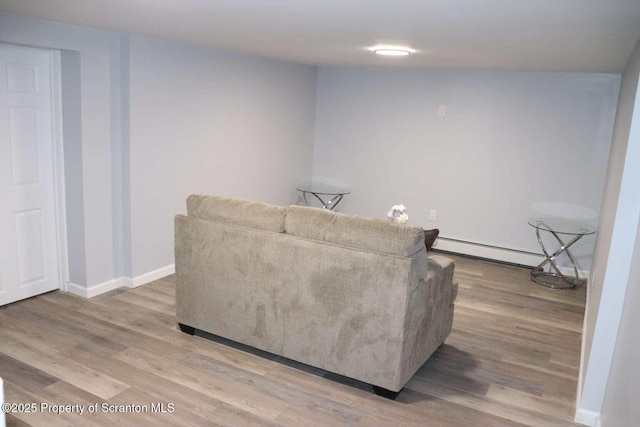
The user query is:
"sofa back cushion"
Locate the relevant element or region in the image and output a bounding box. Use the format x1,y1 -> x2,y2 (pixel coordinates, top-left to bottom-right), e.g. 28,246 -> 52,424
325,213 -> 426,258
187,194 -> 286,232
285,205 -> 425,258
284,205 -> 335,241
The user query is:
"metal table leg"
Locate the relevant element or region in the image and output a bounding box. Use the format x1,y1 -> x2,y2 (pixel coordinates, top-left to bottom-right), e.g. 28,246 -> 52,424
302,191 -> 345,210
531,228 -> 585,289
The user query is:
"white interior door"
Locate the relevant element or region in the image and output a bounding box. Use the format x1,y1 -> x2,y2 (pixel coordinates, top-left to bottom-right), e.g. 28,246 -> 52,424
0,44 -> 61,306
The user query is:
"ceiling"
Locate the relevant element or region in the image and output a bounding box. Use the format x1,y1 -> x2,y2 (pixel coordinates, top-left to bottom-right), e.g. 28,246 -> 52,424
2,0 -> 640,73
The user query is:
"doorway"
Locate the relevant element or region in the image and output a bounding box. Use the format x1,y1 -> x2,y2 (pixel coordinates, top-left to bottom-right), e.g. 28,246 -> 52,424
0,43 -> 65,306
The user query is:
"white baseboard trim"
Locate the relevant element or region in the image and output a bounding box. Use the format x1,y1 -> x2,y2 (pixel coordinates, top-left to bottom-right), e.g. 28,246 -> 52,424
66,278 -> 123,299
435,237 -> 590,278
63,264 -> 175,298
436,237 -> 542,267
575,408 -> 601,426
126,264 -> 175,289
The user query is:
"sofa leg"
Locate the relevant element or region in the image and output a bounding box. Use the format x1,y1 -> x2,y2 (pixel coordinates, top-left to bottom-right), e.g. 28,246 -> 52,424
178,323 -> 195,335
373,386 -> 401,400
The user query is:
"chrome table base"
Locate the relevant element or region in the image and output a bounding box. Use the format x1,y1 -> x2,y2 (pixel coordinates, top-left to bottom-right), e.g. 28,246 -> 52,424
297,186 -> 350,211
528,218 -> 595,290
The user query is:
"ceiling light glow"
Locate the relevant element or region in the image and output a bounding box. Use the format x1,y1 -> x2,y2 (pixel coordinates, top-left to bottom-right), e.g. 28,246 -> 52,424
375,48 -> 411,56
372,46 -> 413,56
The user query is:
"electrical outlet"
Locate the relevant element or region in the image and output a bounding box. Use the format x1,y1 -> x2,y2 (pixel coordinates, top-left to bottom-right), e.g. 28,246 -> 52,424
429,209 -> 437,221
438,105 -> 447,116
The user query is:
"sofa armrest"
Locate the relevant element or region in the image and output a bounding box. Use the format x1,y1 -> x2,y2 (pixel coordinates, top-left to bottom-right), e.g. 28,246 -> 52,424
397,253 -> 457,388
427,254 -> 458,305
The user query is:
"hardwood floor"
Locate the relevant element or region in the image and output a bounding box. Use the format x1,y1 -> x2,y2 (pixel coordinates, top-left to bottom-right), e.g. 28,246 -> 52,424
0,253 -> 585,426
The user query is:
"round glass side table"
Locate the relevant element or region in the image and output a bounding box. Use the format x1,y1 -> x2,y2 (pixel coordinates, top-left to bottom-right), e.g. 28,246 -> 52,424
296,186 -> 350,210
528,218 -> 596,289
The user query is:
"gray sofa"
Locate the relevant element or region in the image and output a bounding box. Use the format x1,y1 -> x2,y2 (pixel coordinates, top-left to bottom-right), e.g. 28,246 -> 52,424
175,194 -> 458,397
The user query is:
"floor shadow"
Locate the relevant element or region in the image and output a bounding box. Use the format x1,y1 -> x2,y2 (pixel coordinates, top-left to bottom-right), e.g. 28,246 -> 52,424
398,344 -> 484,404
193,329 -> 480,402
195,328 -> 374,390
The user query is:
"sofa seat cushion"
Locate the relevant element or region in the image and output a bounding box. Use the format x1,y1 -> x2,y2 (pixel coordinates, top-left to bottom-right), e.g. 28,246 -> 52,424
187,194 -> 286,232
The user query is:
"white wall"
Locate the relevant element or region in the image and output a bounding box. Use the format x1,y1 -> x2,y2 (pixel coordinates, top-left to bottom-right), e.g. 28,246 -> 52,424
600,214 -> 640,425
577,36 -> 640,426
0,13 -> 119,288
59,49 -> 86,284
0,14 -> 318,291
127,36 -> 317,277
313,68 -> 619,268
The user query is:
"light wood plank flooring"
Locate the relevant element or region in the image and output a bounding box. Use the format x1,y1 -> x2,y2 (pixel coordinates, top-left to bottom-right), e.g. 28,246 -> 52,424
0,253 -> 585,426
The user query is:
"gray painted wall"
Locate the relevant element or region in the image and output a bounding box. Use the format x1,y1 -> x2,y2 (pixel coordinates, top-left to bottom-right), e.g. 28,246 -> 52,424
59,49 -> 86,285
0,14 -> 317,286
127,35 -> 317,276
313,67 -> 619,269
579,37 -> 640,424
0,13 -> 119,287
601,217 -> 640,424
1,13 -> 621,287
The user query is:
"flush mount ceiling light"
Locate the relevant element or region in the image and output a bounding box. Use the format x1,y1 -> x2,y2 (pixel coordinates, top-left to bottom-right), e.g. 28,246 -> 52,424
372,46 -> 414,56
375,48 -> 411,56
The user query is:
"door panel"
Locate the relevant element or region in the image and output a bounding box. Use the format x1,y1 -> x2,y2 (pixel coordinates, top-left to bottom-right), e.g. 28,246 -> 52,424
6,63 -> 39,93
9,107 -> 40,184
15,209 -> 46,285
0,44 -> 60,306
